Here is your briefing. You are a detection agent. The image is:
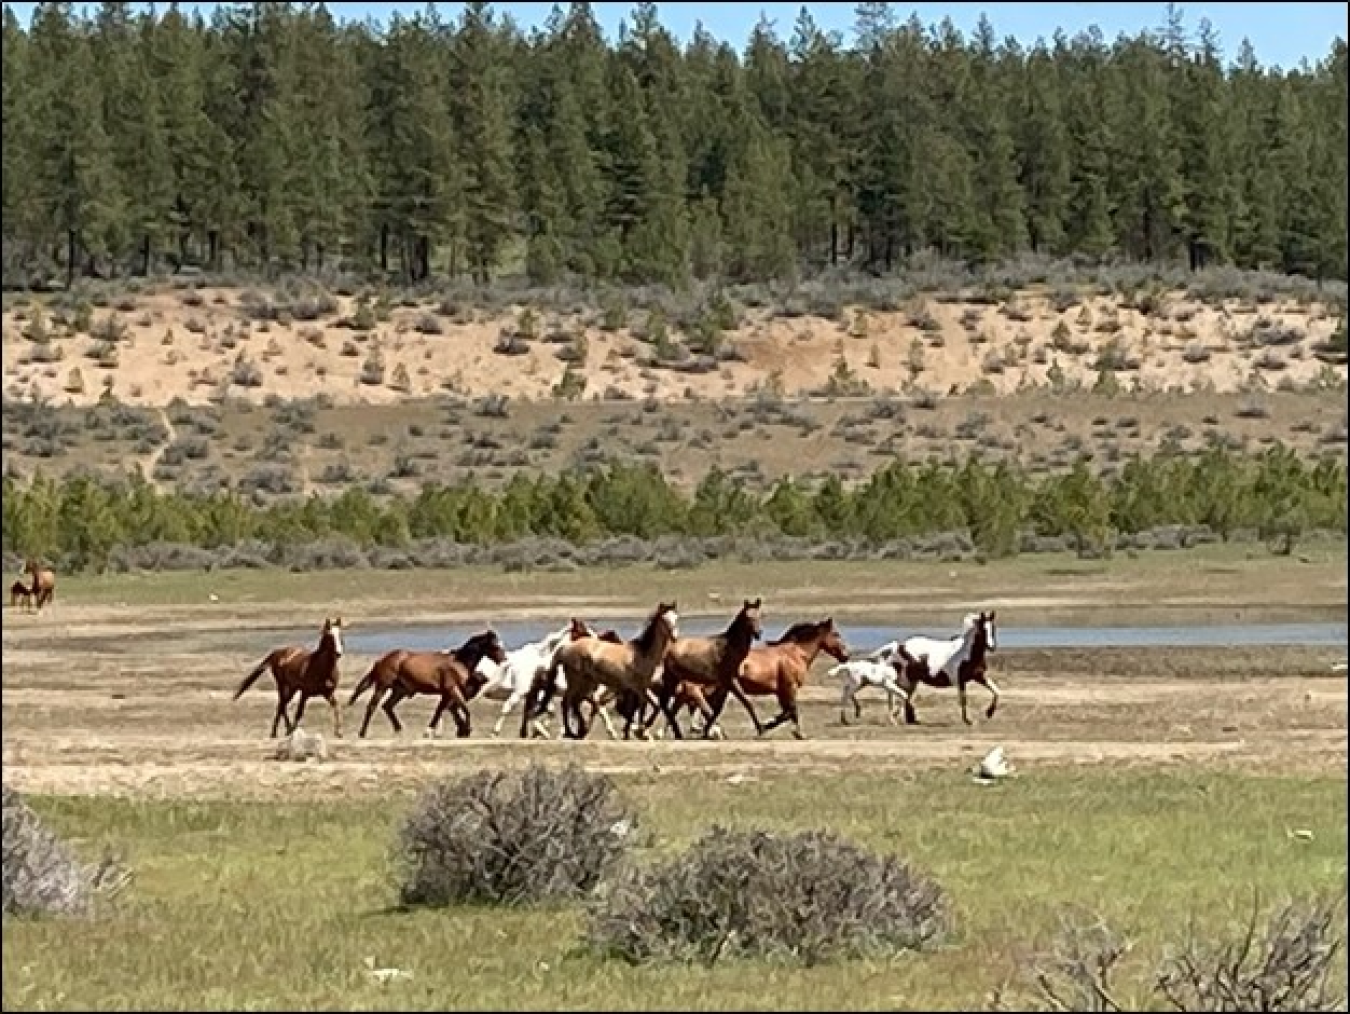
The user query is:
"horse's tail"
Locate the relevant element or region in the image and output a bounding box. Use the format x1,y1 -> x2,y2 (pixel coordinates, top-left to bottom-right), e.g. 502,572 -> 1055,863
346,664 -> 381,707
233,655 -> 273,701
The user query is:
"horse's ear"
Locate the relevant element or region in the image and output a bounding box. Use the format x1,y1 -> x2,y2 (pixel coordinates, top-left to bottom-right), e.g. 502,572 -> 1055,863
824,616 -> 834,627
988,609 -> 997,622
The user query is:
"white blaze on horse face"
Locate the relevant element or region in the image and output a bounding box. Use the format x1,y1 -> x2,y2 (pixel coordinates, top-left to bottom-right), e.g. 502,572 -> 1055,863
329,621 -> 345,657
985,616 -> 998,652
665,609 -> 680,638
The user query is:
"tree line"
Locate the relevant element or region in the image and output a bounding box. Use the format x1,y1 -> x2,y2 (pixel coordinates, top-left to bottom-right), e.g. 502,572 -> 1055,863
4,446 -> 1343,572
2,2 -> 1345,290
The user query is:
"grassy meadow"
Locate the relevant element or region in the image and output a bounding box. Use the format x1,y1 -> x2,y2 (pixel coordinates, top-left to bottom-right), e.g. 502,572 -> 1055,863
3,768 -> 1346,1011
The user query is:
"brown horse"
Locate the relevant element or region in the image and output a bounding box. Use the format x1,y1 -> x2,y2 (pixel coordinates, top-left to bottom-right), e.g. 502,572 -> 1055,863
530,602 -> 681,740
890,611 -> 1000,726
233,616 -> 347,738
710,617 -> 850,740
650,598 -> 763,740
23,558 -> 55,611
348,629 -> 507,739
9,579 -> 33,611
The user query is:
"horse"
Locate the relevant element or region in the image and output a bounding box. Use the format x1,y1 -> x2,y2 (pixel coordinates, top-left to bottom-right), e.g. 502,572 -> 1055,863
891,610 -> 1001,726
348,629 -> 508,739
650,598 -> 763,740
23,558 -> 55,611
530,601 -> 680,740
828,652 -> 911,725
9,579 -> 33,611
474,619 -> 591,738
708,617 -> 851,740
233,617 -> 347,738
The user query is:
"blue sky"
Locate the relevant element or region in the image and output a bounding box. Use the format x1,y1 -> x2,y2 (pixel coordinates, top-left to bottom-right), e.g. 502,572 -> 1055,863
5,2 -> 1346,70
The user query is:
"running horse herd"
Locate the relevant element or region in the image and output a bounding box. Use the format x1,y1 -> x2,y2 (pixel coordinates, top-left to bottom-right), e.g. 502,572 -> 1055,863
229,599 -> 1003,743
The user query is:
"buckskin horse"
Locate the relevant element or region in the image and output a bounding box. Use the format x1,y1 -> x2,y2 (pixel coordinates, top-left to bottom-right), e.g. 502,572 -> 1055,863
706,617 -> 850,740
649,598 -> 763,740
233,616 -> 347,738
891,610 -> 1001,725
348,629 -> 508,739
23,558 -> 55,611
530,601 -> 680,740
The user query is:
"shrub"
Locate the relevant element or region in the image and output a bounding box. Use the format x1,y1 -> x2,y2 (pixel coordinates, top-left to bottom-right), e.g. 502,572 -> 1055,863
991,891 -> 1348,1012
3,785 -> 129,919
393,763 -> 636,909
586,825 -> 950,967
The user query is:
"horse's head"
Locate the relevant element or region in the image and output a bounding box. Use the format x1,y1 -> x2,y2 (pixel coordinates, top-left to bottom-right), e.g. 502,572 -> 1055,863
597,628 -> 624,644
466,628 -> 509,668
979,610 -> 998,653
322,616 -> 345,658
655,600 -> 680,640
567,617 -> 595,641
738,597 -> 764,641
819,616 -> 851,664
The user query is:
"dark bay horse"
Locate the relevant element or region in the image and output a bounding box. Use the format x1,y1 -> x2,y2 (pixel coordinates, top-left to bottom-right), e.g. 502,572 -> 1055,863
233,616 -> 346,738
23,558 -> 55,611
348,629 -> 507,739
710,617 -> 850,740
651,598 -> 763,740
9,579 -> 34,611
891,610 -> 1001,725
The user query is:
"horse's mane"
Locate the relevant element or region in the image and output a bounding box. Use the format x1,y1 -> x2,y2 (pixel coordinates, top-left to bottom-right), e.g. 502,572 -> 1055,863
770,619 -> 828,646
633,605 -> 671,653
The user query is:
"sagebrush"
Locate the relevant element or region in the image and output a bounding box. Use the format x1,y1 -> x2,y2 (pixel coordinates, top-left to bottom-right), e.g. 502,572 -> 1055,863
586,824 -> 951,967
393,763 -> 636,908
2,785 -> 129,919
992,890 -> 1349,1012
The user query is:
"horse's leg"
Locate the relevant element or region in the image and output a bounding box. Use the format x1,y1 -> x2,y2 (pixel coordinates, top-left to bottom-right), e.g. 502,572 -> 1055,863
426,695 -> 450,739
325,692 -> 343,738
382,685 -> 408,735
358,685 -> 386,738
292,692 -> 310,731
958,674 -> 972,726
270,686 -> 295,738
493,688 -> 522,738
979,674 -> 1001,720
839,672 -> 858,725
881,674 -> 908,726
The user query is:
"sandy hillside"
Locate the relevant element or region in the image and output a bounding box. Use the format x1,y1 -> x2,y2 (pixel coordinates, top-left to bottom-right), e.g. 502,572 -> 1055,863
2,284 -> 1344,408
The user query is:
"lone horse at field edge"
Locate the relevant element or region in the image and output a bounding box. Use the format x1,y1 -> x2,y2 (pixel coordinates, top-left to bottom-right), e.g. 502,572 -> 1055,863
233,616 -> 347,738
710,617 -> 850,739
533,601 -> 681,740
891,610 -> 1001,726
348,629 -> 508,739
23,558 -> 55,611
651,598 -> 763,740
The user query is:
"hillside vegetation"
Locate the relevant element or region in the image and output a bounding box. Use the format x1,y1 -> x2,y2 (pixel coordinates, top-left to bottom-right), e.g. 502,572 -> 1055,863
2,3 -> 1345,287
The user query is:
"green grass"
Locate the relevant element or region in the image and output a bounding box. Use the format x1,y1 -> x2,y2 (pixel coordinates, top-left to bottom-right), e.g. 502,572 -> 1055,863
50,540 -> 1350,619
4,767 -> 1346,1011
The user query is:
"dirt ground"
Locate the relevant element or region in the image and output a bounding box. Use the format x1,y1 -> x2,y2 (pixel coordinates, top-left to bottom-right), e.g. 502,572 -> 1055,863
3,598 -> 1345,801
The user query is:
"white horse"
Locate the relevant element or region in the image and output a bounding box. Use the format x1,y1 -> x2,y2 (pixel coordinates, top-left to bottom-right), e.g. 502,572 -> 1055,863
893,611 -> 1001,726
477,622 -> 621,739
828,642 -> 910,724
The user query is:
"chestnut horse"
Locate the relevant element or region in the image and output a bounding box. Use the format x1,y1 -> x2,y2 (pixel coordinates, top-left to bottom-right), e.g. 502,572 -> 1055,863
348,629 -> 507,739
9,579 -> 33,611
650,598 -> 763,740
233,616 -> 346,738
709,617 -> 850,740
23,558 -> 55,611
530,601 -> 680,740
891,611 -> 1000,725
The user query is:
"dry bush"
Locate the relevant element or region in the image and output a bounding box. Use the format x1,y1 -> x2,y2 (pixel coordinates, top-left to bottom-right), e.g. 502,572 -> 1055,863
586,825 -> 951,968
991,891 -> 1347,1012
2,785 -> 130,919
392,763 -> 636,909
